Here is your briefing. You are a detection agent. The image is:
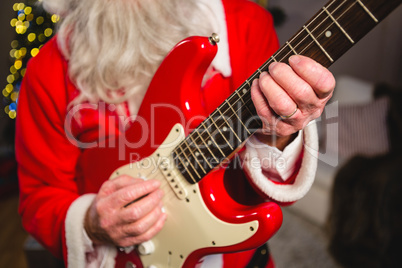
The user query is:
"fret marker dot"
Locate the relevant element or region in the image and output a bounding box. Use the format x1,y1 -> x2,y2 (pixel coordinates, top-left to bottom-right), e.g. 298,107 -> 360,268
223,126 -> 228,132
195,152 -> 200,157
185,162 -> 189,166
208,140 -> 212,146
325,31 -> 332,38
242,88 -> 247,94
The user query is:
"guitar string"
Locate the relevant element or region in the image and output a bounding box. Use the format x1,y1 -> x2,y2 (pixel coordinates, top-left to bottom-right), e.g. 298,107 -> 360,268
171,0 -> 353,175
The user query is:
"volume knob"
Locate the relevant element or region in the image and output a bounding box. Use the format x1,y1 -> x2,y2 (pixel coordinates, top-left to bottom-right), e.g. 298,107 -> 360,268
138,240 -> 155,255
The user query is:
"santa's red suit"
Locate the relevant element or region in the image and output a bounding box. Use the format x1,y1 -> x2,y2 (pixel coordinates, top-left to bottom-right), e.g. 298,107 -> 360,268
16,0 -> 318,267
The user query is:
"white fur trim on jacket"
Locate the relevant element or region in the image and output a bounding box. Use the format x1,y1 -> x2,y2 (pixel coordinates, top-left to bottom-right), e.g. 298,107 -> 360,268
65,194 -> 117,268
241,122 -> 319,203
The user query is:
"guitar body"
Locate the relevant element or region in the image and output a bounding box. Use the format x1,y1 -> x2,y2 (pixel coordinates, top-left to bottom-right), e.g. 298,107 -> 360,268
110,36 -> 283,267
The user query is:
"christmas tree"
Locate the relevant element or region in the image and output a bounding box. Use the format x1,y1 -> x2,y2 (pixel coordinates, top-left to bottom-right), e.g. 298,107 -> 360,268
3,0 -> 59,119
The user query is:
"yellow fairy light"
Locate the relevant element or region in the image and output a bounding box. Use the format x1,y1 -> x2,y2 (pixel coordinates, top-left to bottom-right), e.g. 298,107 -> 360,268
28,33 -> 36,42
17,26 -> 27,35
17,3 -> 25,11
38,34 -> 46,42
31,48 -> 40,57
24,6 -> 32,15
36,16 -> 44,25
6,84 -> 13,93
13,3 -> 19,11
24,21 -> 30,28
16,24 -> 26,34
18,14 -> 26,21
10,66 -> 17,74
44,28 -> 53,37
51,14 -> 60,23
3,89 -> 10,98
11,40 -> 19,49
5,105 -> 10,114
7,75 -> 15,84
20,47 -> 27,56
14,50 -> 21,59
9,110 -> 17,119
11,92 -> 19,102
14,60 -> 23,70
10,49 -> 16,58
26,14 -> 34,21
10,18 -> 18,27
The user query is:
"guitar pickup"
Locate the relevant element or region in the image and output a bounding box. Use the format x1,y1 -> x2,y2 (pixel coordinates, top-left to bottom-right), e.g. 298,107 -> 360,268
159,157 -> 187,200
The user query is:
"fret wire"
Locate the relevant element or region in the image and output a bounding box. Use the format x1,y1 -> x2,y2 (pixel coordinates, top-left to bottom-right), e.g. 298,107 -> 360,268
193,129 -> 219,164
188,134 -> 213,169
209,116 -> 234,150
216,106 -> 242,143
234,87 -> 256,120
322,6 -> 355,43
178,145 -> 201,179
356,0 -> 379,22
260,60 -> 272,72
249,71 -> 260,82
183,138 -> 207,174
286,41 -> 298,54
201,121 -> 226,157
225,99 -> 252,135
303,25 -> 334,62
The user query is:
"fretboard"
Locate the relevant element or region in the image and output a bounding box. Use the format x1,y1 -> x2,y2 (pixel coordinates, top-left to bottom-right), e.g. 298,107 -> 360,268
173,0 -> 401,184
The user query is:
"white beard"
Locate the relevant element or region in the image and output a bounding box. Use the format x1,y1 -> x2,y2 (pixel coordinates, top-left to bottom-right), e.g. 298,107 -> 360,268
47,0 -> 215,114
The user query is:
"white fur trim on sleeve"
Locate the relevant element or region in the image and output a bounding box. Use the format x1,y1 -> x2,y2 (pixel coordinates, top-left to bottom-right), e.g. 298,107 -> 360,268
65,194 -> 117,268
241,122 -> 319,203
199,0 -> 231,77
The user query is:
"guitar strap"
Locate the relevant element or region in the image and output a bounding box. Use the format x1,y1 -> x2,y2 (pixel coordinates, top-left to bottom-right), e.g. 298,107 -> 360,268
245,243 -> 270,268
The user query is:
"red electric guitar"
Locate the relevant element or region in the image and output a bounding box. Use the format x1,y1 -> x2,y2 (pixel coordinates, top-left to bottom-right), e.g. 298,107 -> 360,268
107,0 -> 401,267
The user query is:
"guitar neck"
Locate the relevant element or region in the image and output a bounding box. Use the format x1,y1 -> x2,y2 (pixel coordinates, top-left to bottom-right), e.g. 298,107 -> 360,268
173,0 -> 401,184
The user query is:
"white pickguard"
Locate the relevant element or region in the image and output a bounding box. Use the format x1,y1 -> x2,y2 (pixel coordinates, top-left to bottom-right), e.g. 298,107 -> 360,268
109,124 -> 258,268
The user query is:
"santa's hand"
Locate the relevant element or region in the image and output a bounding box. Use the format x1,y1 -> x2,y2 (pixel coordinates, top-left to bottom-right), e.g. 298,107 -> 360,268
251,55 -> 335,137
84,175 -> 166,247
